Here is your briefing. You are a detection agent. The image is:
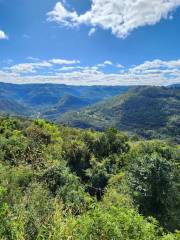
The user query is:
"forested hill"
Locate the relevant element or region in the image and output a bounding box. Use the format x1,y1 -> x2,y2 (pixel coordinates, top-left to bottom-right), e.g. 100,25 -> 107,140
0,116 -> 179,239
0,83 -> 179,142
0,97 -> 31,116
59,86 -> 180,142
0,82 -> 129,118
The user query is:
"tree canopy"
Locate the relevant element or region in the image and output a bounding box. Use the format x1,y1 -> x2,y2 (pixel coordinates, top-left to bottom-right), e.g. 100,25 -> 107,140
0,116 -> 179,239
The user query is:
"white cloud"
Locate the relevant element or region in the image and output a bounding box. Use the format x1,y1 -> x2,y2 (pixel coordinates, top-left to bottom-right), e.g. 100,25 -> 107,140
88,28 -> 96,36
59,66 -> 78,71
33,61 -> 52,68
8,61 -> 52,74
6,58 -> 80,74
49,58 -> 80,65
47,1 -> 180,38
96,60 -> 113,68
130,59 -> 180,73
0,30 -> 8,40
47,2 -> 79,27
1,59 -> 180,86
104,61 -> 113,65
9,64 -> 35,74
59,65 -> 99,72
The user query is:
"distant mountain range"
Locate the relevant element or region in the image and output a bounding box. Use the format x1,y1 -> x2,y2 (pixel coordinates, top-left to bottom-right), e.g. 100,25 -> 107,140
0,82 -> 179,142
0,82 -> 129,118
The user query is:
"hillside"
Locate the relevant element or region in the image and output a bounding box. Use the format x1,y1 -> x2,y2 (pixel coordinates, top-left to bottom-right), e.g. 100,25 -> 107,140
0,82 -> 129,117
0,82 -> 129,107
59,86 -> 180,142
0,97 -> 31,116
0,116 -> 179,239
41,94 -> 92,120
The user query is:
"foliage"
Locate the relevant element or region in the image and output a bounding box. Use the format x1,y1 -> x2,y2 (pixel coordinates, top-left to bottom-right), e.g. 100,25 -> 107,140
0,116 -> 179,239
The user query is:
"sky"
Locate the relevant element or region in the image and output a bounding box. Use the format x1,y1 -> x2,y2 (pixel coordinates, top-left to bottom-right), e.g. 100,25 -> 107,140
0,0 -> 180,85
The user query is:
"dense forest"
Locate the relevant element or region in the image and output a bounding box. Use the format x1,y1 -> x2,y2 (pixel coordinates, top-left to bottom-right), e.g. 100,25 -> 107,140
60,86 -> 180,143
0,83 -> 129,119
0,116 -> 179,239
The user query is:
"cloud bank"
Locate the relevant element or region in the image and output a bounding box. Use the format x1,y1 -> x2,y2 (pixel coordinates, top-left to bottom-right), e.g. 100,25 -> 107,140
47,0 -> 180,38
0,58 -> 180,86
5,59 -> 80,74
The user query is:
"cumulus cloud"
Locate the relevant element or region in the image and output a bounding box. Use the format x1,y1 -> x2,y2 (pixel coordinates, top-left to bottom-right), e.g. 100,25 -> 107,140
96,61 -> 113,68
49,58 -> 80,65
0,30 -> 8,40
47,2 -> 78,27
1,59 -> 180,86
104,61 -> 113,65
8,61 -> 52,74
130,59 -> 180,73
6,58 -> 80,74
59,65 -> 99,72
34,61 -> 52,68
47,0 -> 180,38
9,64 -> 35,74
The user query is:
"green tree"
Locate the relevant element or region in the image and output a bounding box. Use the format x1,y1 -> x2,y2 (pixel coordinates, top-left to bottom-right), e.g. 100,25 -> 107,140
128,153 -> 180,231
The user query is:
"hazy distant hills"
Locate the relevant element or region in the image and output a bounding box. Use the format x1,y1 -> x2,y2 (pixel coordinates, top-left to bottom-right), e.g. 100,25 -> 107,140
0,82 -> 129,117
0,97 -> 31,116
0,83 -> 129,106
59,86 -> 180,142
0,82 -> 180,142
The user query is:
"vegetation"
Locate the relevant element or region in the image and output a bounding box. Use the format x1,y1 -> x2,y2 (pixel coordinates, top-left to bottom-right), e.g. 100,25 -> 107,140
60,86 -> 180,143
0,83 -> 129,119
0,115 -> 179,239
1,84 -> 180,143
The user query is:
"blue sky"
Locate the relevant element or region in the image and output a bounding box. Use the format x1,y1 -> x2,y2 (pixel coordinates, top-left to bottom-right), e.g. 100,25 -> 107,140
0,0 -> 180,85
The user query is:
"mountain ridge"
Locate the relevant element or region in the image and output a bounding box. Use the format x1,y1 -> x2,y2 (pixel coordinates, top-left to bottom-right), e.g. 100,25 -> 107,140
0,82 -> 129,117
59,86 -> 180,142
